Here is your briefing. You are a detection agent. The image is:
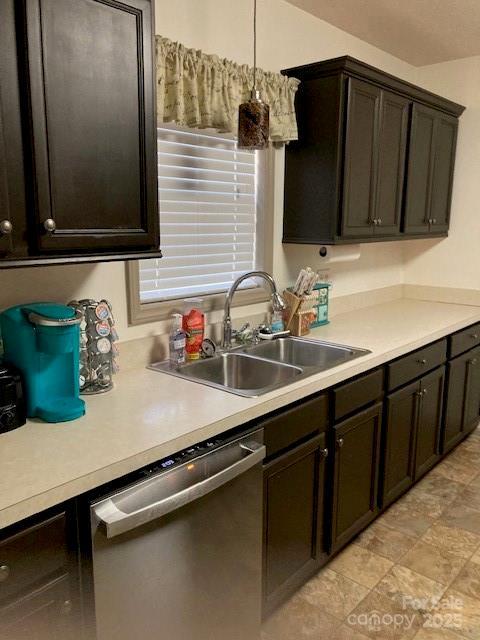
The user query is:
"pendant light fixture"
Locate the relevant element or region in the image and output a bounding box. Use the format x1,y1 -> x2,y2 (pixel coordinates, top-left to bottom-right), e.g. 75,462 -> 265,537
237,0 -> 270,150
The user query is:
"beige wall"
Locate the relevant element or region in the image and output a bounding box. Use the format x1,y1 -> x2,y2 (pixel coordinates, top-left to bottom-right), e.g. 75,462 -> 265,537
0,0 -> 430,343
404,56 -> 480,292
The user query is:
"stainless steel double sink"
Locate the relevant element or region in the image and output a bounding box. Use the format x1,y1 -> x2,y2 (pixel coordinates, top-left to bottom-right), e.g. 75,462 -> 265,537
149,337 -> 371,397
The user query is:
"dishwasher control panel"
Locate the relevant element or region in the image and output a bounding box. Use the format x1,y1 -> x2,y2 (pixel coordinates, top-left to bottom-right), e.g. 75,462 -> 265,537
140,437 -> 225,476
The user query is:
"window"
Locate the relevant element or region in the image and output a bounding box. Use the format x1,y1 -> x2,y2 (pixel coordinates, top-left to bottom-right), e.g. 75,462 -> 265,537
127,125 -> 273,324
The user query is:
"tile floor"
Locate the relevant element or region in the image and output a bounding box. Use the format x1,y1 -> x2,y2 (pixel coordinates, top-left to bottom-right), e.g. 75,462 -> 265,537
262,427 -> 480,640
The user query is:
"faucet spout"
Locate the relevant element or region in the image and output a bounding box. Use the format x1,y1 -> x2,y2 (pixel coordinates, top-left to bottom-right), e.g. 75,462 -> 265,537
222,271 -> 286,350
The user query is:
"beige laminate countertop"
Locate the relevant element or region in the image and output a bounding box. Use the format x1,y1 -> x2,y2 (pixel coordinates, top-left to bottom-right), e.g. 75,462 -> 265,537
2,298 -> 480,529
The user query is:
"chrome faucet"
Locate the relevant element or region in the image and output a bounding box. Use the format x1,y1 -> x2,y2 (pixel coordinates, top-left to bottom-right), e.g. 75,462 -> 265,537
222,271 -> 287,349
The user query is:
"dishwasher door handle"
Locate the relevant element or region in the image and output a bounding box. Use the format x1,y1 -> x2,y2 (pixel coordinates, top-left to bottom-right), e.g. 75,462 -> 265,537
92,439 -> 266,539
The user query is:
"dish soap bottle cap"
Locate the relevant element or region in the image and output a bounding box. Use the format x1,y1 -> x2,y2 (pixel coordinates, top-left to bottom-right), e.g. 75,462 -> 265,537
172,313 -> 183,330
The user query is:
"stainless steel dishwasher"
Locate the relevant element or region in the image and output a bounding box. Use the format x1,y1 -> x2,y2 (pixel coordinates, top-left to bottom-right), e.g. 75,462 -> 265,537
89,428 -> 265,640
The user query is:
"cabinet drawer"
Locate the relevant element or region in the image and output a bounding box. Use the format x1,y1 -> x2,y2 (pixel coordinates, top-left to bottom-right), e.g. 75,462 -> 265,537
450,323 -> 480,358
333,368 -> 384,421
0,513 -> 68,603
387,339 -> 447,391
262,394 -> 328,459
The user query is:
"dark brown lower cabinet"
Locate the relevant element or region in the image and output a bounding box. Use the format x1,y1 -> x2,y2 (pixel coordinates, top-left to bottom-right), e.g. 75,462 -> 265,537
0,574 -> 76,640
381,380 -> 419,508
263,433 -> 328,615
414,366 -> 445,479
330,403 -> 382,552
444,347 -> 480,453
0,509 -> 81,640
382,366 -> 445,507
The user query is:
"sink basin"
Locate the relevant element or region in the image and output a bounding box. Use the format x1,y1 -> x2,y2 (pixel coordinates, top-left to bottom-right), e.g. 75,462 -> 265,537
149,352 -> 302,397
241,337 -> 370,370
149,337 -> 370,397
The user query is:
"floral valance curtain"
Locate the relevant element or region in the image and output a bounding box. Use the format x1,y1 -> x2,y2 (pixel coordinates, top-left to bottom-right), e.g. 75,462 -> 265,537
156,36 -> 300,143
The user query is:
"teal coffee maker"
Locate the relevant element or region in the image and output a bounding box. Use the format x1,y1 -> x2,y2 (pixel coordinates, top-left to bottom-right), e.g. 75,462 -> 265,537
0,303 -> 85,422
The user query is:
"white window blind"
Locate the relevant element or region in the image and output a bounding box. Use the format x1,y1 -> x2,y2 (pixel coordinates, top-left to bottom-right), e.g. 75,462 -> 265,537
139,126 -> 257,303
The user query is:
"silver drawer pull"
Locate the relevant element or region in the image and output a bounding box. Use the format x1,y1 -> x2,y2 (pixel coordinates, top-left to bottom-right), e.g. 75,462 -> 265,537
0,565 -> 10,582
423,388 -> 428,395
469,358 -> 478,366
0,220 -> 13,235
417,358 -> 427,365
43,218 -> 57,233
337,438 -> 344,449
471,334 -> 479,340
320,447 -> 329,458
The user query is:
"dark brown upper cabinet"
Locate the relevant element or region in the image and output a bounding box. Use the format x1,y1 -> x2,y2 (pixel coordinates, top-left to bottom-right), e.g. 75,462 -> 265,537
341,79 -> 381,238
342,80 -> 409,239
0,1 -> 29,260
0,0 -> 161,267
282,56 -> 465,245
403,106 -> 458,235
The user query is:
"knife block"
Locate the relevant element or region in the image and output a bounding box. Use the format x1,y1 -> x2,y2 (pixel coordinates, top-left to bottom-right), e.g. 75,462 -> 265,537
283,289 -> 317,337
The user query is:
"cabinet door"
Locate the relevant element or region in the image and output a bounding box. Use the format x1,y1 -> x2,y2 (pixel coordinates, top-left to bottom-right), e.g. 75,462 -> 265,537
263,433 -> 328,613
415,366 -> 445,479
403,104 -> 437,234
0,1 -> 28,259
444,351 -> 473,453
381,380 -> 420,509
373,91 -> 409,236
341,78 -> 381,238
0,574 -> 77,640
463,348 -> 480,437
429,113 -> 458,234
331,403 -> 382,552
24,0 -> 159,253
404,104 -> 458,236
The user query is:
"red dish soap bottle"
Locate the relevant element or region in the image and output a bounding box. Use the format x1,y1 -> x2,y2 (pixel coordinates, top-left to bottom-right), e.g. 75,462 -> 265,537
182,298 -> 205,361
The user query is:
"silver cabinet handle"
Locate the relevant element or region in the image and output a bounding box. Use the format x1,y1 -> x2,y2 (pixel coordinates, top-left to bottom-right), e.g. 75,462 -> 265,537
423,388 -> 428,395
0,565 -> 10,582
469,358 -> 478,366
416,391 -> 423,397
61,599 -> 73,615
417,358 -> 427,365
320,447 -> 328,458
92,436 -> 266,539
377,218 -> 382,226
0,220 -> 13,235
471,334 -> 479,340
337,438 -> 344,448
43,218 -> 57,233
371,219 -> 377,226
